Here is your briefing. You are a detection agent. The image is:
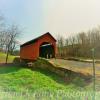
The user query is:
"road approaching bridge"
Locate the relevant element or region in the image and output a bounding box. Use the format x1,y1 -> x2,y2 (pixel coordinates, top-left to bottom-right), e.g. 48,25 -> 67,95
49,58 -> 100,91
49,59 -> 100,75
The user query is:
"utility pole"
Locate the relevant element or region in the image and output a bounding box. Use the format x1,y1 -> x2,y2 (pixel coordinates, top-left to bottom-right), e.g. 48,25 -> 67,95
91,48 -> 96,100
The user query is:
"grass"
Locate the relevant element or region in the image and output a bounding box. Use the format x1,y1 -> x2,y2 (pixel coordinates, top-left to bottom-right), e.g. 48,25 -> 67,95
0,65 -> 98,100
0,52 -> 16,63
0,65 -> 83,92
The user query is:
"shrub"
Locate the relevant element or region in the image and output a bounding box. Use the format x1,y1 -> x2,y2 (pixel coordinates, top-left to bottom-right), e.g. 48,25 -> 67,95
72,77 -> 85,87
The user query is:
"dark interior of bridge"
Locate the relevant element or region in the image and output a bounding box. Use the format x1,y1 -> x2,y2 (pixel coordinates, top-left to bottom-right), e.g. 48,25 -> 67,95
39,43 -> 55,59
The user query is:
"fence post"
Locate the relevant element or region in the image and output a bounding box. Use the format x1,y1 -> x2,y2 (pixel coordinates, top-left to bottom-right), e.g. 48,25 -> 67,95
91,48 -> 96,100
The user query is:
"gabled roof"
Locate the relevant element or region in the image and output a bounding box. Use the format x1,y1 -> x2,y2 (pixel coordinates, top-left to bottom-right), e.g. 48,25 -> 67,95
20,32 -> 56,47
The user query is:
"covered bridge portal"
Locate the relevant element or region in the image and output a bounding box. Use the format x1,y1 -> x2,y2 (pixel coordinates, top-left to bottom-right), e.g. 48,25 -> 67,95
20,32 -> 57,60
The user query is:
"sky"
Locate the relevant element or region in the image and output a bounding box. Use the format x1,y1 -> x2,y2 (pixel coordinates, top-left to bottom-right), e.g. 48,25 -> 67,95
0,0 -> 100,44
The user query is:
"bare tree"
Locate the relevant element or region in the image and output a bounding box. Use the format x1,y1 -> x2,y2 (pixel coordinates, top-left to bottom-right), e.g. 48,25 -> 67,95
65,38 -> 69,56
68,36 -> 76,56
0,14 -> 5,51
56,34 -> 65,57
5,24 -> 21,63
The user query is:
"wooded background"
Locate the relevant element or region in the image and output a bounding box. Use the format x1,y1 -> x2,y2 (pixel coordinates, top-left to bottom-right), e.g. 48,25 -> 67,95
56,26 -> 100,58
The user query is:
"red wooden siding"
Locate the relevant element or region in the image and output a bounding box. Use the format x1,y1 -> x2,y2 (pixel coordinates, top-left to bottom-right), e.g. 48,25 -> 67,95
20,32 -> 57,60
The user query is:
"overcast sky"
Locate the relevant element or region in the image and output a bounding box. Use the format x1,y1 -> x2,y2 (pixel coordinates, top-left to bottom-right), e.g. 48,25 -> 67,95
0,0 -> 100,44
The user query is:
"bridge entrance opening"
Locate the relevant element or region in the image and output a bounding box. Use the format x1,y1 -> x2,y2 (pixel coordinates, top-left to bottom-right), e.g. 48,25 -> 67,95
39,42 -> 55,59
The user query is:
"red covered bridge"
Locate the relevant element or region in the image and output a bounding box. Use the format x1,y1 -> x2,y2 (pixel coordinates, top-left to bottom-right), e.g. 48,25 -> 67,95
20,32 -> 57,60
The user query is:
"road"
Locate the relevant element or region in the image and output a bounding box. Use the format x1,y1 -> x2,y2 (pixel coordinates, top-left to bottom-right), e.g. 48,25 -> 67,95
49,59 -> 100,75
49,58 -> 100,90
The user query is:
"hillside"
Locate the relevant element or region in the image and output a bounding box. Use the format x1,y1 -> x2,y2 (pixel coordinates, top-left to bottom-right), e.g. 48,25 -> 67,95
0,52 -> 16,63
0,53 -> 99,99
0,64 -> 96,100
